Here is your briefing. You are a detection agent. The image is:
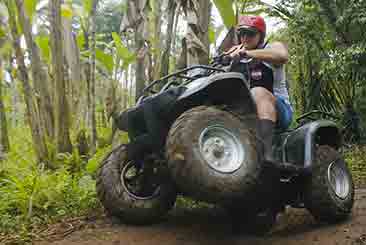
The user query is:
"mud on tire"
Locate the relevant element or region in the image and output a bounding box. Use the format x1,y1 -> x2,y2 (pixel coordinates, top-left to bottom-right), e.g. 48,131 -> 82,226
166,106 -> 260,202
305,145 -> 354,223
96,145 -> 177,225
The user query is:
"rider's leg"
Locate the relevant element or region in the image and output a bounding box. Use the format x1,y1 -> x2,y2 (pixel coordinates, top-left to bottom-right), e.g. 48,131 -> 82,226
251,87 -> 277,163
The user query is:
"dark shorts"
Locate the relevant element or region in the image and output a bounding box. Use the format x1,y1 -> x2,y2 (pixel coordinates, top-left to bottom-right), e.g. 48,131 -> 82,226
276,96 -> 293,129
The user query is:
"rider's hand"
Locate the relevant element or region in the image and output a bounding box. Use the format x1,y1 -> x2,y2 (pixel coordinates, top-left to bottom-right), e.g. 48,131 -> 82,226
223,45 -> 241,55
218,44 -> 247,65
229,45 -> 247,62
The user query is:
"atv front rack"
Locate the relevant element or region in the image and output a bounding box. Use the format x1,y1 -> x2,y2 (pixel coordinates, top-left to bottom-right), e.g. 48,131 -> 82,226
142,65 -> 226,95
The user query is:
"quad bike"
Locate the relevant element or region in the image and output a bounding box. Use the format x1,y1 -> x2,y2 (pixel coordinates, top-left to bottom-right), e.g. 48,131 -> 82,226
96,53 -> 354,234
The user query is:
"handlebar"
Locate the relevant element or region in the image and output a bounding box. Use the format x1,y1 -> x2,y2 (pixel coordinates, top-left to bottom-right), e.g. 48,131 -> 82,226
211,52 -> 253,66
140,50 -> 253,97
141,65 -> 226,95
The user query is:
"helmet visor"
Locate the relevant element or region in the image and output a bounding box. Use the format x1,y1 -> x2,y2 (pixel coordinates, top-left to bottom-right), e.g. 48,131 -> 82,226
236,27 -> 258,38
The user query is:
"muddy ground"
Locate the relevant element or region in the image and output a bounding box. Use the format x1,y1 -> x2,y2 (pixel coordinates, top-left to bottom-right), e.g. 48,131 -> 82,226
32,189 -> 366,245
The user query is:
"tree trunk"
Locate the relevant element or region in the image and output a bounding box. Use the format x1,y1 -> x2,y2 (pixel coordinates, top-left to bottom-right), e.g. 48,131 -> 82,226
135,36 -> 147,100
89,0 -> 99,154
49,0 -> 72,153
298,59 -> 306,114
171,2 -> 181,70
129,64 -> 134,106
0,60 -> 10,154
160,0 -> 177,77
120,0 -> 150,101
183,0 -> 211,66
150,0 -> 162,80
62,14 -> 82,128
15,0 -> 55,139
6,58 -> 19,127
122,71 -> 128,109
62,16 -> 82,85
5,0 -> 50,166
83,27 -> 91,128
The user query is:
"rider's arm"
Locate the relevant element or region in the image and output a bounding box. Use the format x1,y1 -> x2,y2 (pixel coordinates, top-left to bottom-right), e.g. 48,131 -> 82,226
246,42 -> 288,66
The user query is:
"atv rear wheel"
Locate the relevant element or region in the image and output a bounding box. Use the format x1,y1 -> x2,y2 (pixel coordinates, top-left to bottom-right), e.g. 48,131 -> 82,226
166,106 -> 260,202
305,145 -> 354,223
96,144 -> 177,225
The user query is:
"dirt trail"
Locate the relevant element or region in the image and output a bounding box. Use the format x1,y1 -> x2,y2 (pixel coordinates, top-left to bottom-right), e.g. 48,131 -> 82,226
36,189 -> 366,245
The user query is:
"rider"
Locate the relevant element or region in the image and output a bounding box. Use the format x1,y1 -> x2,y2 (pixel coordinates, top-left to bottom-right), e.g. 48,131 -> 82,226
227,15 -> 293,165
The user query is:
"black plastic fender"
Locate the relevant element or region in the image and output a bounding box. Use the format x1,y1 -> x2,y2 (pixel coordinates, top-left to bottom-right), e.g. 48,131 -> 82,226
283,120 -> 342,172
175,72 -> 257,115
114,86 -> 185,133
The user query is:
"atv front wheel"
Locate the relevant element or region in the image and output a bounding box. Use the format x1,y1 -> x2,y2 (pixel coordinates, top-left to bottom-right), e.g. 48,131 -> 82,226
305,145 -> 354,223
166,106 -> 260,202
96,144 -> 177,225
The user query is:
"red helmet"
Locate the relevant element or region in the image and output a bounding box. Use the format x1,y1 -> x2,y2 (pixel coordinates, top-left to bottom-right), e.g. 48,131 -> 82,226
237,15 -> 266,36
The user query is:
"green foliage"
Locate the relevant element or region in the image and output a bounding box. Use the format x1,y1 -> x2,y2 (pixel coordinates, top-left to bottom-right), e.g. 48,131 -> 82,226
95,0 -> 123,44
267,0 -> 366,125
82,0 -> 93,15
0,158 -> 97,234
0,40 -> 13,57
35,35 -> 50,62
175,196 -> 214,210
208,26 -> 216,44
95,48 -> 114,74
0,26 -> 6,39
24,0 -> 37,22
61,3 -> 73,19
0,127 -> 108,235
345,146 -> 366,187
212,0 -> 236,28
54,148 -> 85,172
96,126 -> 112,146
111,32 -> 135,69
0,125 -> 129,235
76,33 -> 85,50
86,145 -> 112,175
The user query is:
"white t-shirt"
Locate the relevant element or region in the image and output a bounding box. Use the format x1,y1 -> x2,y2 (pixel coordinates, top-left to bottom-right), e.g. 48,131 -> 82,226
262,44 -> 292,110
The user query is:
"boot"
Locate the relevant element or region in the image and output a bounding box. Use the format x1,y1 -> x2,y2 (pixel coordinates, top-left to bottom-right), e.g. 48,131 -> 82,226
257,119 -> 303,172
257,119 -> 276,165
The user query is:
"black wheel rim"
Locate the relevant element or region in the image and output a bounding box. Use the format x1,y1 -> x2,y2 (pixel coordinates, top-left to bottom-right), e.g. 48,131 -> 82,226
121,161 -> 161,200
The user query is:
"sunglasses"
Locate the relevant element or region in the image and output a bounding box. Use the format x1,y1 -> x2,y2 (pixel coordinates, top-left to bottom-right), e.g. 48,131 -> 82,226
237,29 -> 258,38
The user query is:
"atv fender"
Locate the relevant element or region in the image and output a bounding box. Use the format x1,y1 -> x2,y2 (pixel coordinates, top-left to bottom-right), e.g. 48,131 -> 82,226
175,72 -> 257,115
284,120 -> 342,172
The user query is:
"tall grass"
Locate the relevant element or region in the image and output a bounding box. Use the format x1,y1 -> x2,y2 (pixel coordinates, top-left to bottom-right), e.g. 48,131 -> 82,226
345,145 -> 366,187
0,126 -> 120,234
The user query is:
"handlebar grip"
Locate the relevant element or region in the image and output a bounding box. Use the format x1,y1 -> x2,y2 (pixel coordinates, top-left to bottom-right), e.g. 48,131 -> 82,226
212,54 -> 232,66
221,55 -> 232,65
